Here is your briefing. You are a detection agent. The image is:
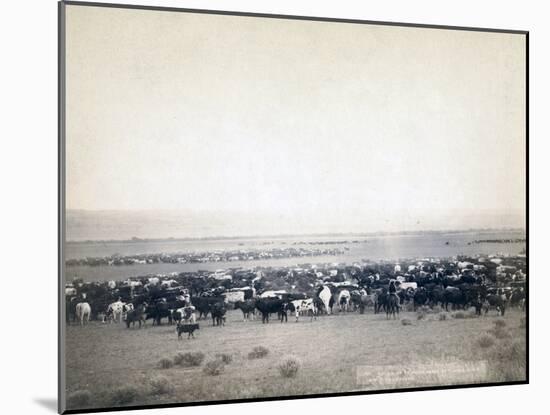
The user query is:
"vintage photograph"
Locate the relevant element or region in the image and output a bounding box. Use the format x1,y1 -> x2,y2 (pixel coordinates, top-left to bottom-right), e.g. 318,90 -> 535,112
60,2 -> 527,413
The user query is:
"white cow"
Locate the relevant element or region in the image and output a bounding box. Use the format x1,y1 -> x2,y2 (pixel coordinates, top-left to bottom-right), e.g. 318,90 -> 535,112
291,298 -> 318,322
147,277 -> 160,286
75,302 -> 91,326
65,287 -> 77,296
106,301 -> 125,323
161,279 -> 178,289
337,290 -> 351,312
317,286 -> 332,314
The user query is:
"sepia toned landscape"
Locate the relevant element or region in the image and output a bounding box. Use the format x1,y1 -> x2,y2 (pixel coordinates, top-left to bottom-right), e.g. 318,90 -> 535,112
61,2 -> 527,413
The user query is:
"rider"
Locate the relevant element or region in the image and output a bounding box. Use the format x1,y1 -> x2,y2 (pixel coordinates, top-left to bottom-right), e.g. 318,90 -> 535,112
388,279 -> 399,303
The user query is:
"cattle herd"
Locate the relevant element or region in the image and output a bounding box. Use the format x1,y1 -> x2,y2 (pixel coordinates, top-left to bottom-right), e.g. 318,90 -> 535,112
65,253 -> 527,335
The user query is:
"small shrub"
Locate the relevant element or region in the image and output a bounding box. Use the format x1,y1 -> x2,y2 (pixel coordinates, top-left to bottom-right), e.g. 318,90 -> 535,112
203,359 -> 225,376
174,352 -> 205,367
438,313 -> 447,321
476,334 -> 495,349
248,346 -> 269,359
519,317 -> 526,328
404,303 -> 415,312
491,327 -> 512,340
67,390 -> 92,408
215,353 -> 233,364
149,376 -> 173,395
453,312 -> 465,319
494,319 -> 507,329
432,305 -> 442,313
278,356 -> 301,378
110,386 -> 139,405
401,318 -> 412,326
417,312 -> 426,320
158,358 -> 173,369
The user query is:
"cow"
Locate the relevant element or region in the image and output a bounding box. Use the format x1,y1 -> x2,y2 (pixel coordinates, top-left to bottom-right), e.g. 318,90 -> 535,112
234,300 -> 256,321
373,289 -> 388,314
65,287 -> 77,296
126,304 -> 146,328
145,300 -> 173,325
510,289 -> 525,308
279,302 -> 292,323
413,287 -> 428,310
316,286 -> 332,315
338,290 -> 351,313
442,286 -> 467,311
255,298 -> 284,323
177,323 -> 200,339
75,302 -> 91,326
211,302 -> 226,326
66,297 -> 78,324
358,294 -> 375,314
192,296 -> 224,320
122,303 -> 134,320
106,300 -> 126,323
291,298 -> 318,322
484,294 -> 506,316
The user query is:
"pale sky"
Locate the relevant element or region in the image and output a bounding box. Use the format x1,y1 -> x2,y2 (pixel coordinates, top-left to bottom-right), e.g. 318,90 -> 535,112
65,5 -> 526,234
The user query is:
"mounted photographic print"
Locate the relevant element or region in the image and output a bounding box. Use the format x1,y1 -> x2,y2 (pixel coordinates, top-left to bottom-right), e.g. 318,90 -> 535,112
59,1 -> 528,413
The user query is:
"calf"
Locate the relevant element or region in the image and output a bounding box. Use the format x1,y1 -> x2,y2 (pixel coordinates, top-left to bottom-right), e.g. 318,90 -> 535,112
177,323 -> 200,339
292,298 -> 318,322
126,304 -> 146,328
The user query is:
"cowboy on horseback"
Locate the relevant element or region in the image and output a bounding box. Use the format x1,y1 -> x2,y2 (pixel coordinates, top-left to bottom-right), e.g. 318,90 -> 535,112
386,279 -> 400,318
388,280 -> 399,301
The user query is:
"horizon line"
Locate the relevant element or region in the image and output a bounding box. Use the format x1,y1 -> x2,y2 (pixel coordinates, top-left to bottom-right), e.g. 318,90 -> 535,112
65,227 -> 526,244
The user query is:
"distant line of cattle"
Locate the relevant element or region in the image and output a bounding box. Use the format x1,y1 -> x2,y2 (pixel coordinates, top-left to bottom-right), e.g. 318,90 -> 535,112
66,281 -> 526,329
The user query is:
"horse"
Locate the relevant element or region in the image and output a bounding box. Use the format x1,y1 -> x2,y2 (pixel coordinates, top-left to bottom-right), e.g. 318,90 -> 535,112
75,302 -> 91,326
386,294 -> 399,319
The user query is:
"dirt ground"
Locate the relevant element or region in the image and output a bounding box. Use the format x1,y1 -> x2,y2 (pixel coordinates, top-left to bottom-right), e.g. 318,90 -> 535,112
64,307 -> 526,410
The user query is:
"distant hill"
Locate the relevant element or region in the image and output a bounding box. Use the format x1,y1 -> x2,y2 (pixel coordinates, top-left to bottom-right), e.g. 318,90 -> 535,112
65,208 -> 525,242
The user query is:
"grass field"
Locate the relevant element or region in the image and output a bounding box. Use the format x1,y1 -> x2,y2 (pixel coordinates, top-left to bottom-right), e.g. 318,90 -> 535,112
64,308 -> 526,410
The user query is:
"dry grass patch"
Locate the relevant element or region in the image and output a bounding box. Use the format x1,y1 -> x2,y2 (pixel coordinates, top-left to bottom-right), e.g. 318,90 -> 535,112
174,352 -> 205,367
110,385 -> 140,405
476,334 -> 495,349
248,346 -> 269,359
215,353 -> 233,364
149,376 -> 174,395
278,356 -> 301,378
158,358 -> 173,369
203,359 -> 225,376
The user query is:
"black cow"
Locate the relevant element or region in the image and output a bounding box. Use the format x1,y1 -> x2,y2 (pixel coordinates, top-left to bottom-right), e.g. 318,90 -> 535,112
234,300 -> 256,321
211,302 -> 226,326
279,302 -> 292,323
374,290 -> 388,314
484,294 -> 506,316
192,296 -> 224,320
255,298 -> 284,323
442,287 -> 467,311
177,323 -> 200,339
510,289 -> 525,308
145,301 -> 173,325
66,297 -> 78,324
126,304 -> 146,328
413,288 -> 428,310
